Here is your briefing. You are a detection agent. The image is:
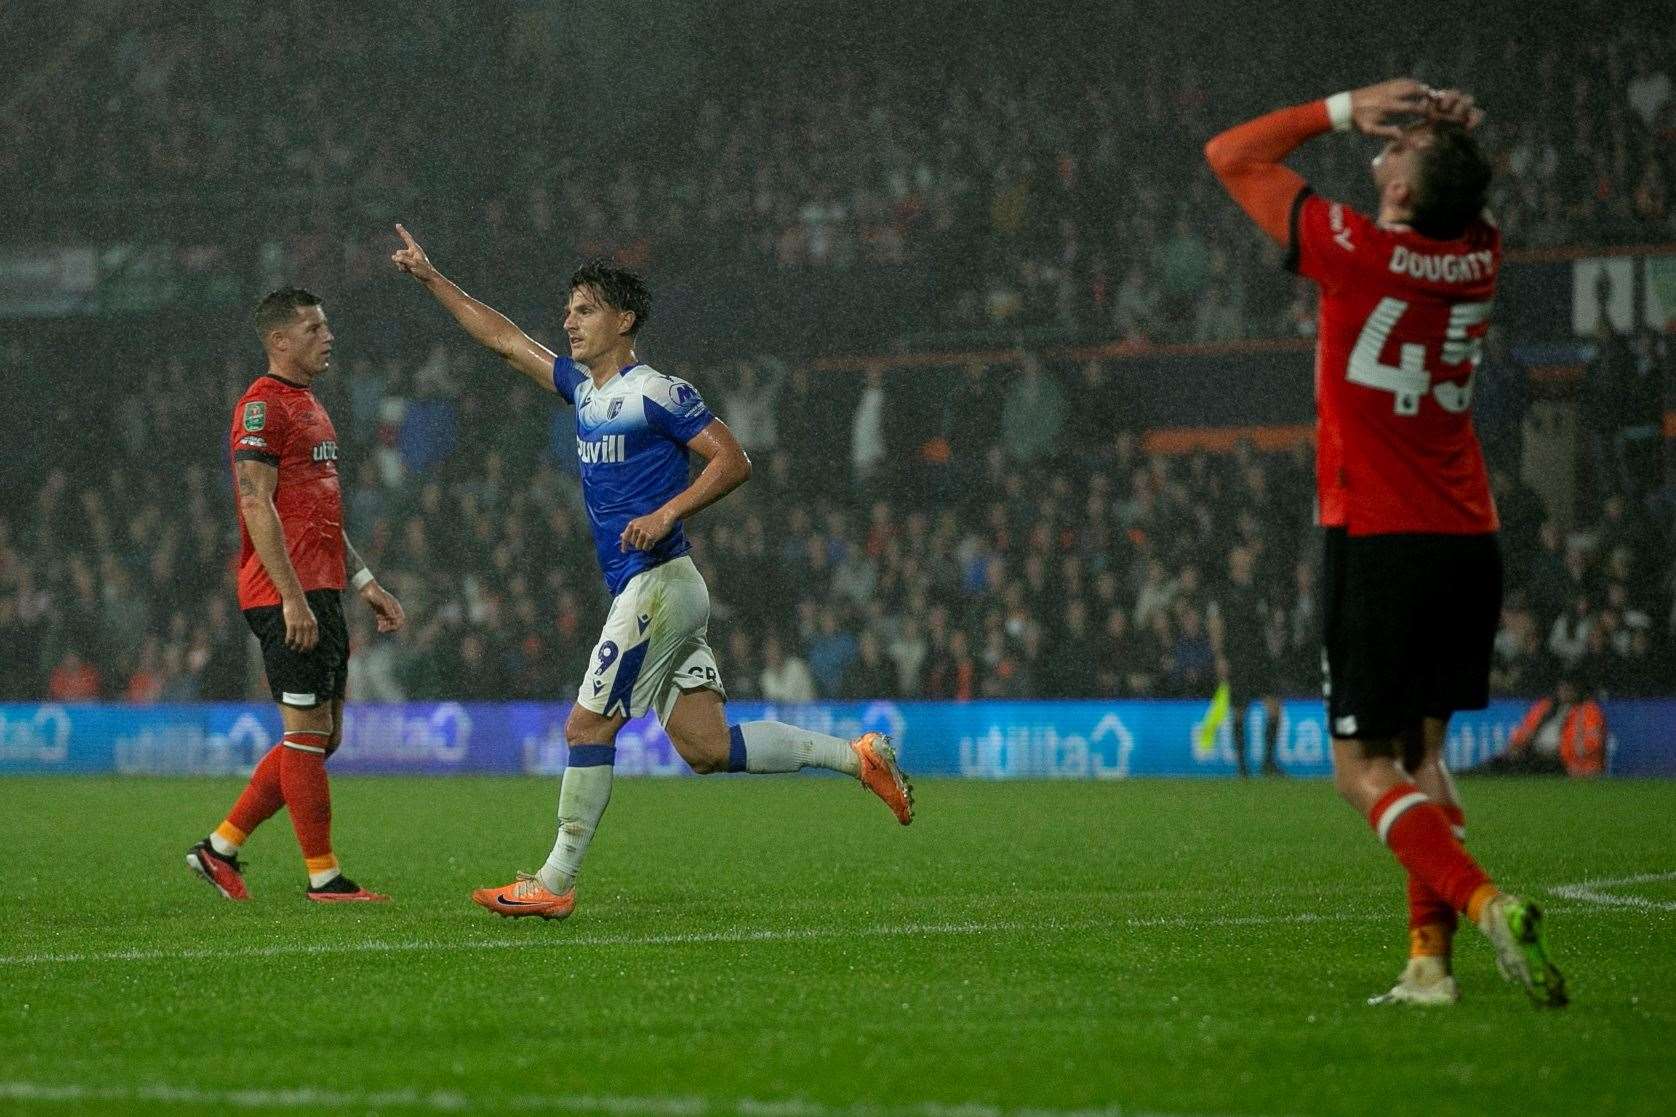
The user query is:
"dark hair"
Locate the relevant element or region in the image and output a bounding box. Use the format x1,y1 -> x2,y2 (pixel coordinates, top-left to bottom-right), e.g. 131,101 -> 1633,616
1407,121 -> 1492,240
252,287 -> 322,338
569,261 -> 650,337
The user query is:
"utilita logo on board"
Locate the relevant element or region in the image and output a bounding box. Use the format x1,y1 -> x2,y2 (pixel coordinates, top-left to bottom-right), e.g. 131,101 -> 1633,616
337,703 -> 473,765
0,706 -> 72,765
116,712 -> 270,775
959,713 -> 1134,779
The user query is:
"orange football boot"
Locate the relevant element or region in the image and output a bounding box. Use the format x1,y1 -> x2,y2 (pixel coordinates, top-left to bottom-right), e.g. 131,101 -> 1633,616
472,872 -> 576,920
850,732 -> 915,825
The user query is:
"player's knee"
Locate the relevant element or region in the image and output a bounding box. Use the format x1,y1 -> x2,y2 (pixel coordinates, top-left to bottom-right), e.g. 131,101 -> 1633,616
669,728 -> 729,774
1331,765 -> 1361,804
285,706 -> 334,737
1329,748 -> 1369,805
564,706 -> 616,748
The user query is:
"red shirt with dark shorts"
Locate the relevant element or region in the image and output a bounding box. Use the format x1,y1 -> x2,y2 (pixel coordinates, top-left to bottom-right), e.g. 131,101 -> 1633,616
1290,192 -> 1500,535
229,374 -> 345,609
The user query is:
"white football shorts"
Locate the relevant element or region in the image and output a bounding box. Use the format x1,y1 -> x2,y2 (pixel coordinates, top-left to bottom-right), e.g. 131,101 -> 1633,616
575,555 -> 726,723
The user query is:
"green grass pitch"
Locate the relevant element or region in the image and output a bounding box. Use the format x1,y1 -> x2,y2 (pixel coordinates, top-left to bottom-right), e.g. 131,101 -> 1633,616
1,776 -> 1673,1116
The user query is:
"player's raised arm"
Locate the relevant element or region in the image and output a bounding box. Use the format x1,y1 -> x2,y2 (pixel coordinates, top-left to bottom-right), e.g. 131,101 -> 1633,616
234,457 -> 317,652
1205,78 -> 1433,245
390,223 -> 560,391
617,418 -> 753,552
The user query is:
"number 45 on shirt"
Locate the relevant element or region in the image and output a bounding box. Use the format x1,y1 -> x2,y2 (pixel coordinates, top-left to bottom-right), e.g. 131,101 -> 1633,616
1348,298 -> 1491,416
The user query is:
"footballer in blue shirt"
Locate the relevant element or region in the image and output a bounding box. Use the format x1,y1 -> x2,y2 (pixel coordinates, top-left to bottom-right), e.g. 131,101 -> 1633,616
393,224 -> 913,920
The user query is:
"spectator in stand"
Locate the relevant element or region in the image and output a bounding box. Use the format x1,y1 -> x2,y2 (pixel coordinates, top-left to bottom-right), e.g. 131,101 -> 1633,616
719,358 -> 782,461
49,649 -> 101,701
1095,607 -> 1148,697
1157,214 -> 1211,333
1133,557 -> 1175,631
1000,350 -> 1066,467
760,633 -> 816,704
1580,319 -> 1637,507
805,605 -> 859,697
1166,601 -> 1215,699
125,636 -> 167,703
1192,278 -> 1245,343
1112,264 -> 1163,340
1041,598 -> 1099,698
1626,49 -> 1672,131
712,631 -> 755,701
840,631 -> 899,699
1547,594 -> 1595,670
924,628 -> 976,701
346,618 -> 405,701
887,614 -> 929,695
850,367 -> 888,492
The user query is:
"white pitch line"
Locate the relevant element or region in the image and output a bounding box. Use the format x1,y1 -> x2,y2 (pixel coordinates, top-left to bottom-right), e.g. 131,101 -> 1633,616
0,901 -> 1615,969
0,912 -> 1372,969
0,1081 -> 1237,1117
1548,870 -> 1676,912
0,920 -> 1046,967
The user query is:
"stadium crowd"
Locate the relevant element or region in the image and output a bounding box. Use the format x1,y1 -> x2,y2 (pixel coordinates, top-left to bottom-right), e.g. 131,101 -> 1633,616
1,2 -> 1671,708
0,333 -> 1670,707
3,2 -> 1674,343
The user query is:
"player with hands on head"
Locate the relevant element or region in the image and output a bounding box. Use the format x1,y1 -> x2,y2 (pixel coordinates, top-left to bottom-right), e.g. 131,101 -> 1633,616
1205,79 -> 1565,1008
391,223 -> 913,923
186,287 -> 404,904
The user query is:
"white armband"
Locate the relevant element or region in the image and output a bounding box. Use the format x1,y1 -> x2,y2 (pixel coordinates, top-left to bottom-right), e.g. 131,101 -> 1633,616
1325,91 -> 1353,132
351,568 -> 376,592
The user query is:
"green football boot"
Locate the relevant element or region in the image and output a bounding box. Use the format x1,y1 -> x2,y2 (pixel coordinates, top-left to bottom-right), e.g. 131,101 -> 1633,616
1477,894 -> 1568,1008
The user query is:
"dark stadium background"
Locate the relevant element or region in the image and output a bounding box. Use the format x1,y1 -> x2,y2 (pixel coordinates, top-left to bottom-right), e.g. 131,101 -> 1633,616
4,5 -> 1676,1117
0,0 -> 1669,715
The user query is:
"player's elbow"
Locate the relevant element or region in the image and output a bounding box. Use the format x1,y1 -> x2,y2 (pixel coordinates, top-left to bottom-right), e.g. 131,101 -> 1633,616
734,450 -> 753,486
1203,133 -> 1239,179
1203,134 -> 1227,171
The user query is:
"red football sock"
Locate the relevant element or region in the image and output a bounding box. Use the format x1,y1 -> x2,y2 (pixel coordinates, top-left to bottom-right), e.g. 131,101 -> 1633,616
1407,802 -> 1466,946
1368,784 -> 1493,915
224,744 -> 286,837
278,733 -> 334,863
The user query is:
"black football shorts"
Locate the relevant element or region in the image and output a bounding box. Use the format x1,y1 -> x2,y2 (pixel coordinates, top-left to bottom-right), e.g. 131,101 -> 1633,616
1321,527 -> 1501,742
243,588 -> 349,708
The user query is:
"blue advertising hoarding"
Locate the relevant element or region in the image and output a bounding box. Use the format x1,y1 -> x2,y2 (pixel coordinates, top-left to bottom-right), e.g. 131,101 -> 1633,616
6,697 -> 1669,778
1595,700 -> 1676,777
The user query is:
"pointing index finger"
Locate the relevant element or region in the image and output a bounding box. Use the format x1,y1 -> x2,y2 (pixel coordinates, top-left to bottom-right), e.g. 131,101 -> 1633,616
395,223 -> 419,250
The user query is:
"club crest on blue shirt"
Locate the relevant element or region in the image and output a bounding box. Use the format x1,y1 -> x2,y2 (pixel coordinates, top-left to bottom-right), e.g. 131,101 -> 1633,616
669,383 -> 702,415
607,398 -> 623,421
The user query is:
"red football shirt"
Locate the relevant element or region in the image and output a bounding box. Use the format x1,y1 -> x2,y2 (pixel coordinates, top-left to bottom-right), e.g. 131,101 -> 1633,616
229,374 -> 345,609
1291,192 -> 1500,535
